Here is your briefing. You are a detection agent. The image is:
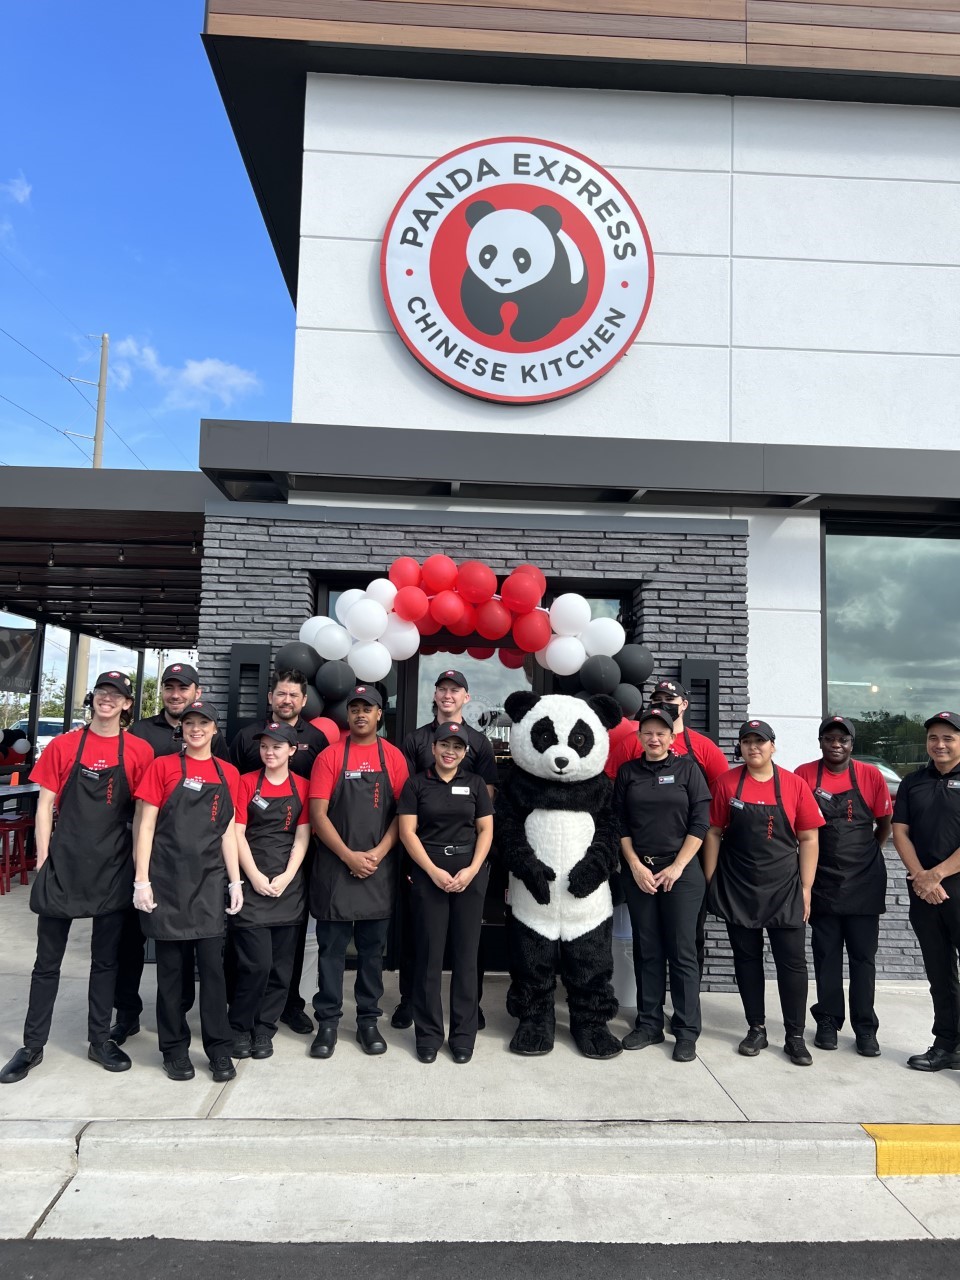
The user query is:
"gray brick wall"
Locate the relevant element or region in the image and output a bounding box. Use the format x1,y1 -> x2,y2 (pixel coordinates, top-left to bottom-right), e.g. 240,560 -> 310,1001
197,510 -> 926,990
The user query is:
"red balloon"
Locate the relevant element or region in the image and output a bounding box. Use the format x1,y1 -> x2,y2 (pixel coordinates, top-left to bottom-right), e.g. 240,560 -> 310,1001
389,556 -> 421,589
467,646 -> 494,660
393,584 -> 429,622
310,715 -> 341,746
515,562 -> 547,595
421,554 -> 458,594
446,644 -> 466,655
499,647 -> 525,669
500,571 -> 542,615
512,609 -> 552,653
475,599 -> 512,640
421,643 -> 437,656
447,600 -> 477,637
457,560 -> 497,605
430,589 -> 465,627
417,611 -> 441,635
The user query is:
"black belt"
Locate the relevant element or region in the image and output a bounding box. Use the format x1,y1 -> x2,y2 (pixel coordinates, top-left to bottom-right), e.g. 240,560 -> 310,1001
636,852 -> 676,867
423,842 -> 475,858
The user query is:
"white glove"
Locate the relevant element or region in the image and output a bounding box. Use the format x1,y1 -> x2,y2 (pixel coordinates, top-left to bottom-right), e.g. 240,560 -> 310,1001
226,882 -> 244,915
133,881 -> 156,912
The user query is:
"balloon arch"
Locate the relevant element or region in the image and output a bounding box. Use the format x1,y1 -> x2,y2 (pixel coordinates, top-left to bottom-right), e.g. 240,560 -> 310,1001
274,556 -> 653,731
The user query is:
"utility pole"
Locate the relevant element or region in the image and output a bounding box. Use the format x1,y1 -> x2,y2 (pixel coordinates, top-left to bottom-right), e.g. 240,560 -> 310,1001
74,333 -> 108,715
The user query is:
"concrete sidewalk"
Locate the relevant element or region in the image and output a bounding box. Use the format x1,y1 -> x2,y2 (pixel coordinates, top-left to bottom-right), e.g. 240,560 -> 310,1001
1,889 -> 958,1243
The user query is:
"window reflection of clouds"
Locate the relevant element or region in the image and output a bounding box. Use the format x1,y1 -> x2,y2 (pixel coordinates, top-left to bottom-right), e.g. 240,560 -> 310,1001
827,535 -> 960,720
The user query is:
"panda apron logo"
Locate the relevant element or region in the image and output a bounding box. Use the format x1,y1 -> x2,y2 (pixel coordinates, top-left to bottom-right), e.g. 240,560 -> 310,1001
380,137 -> 654,405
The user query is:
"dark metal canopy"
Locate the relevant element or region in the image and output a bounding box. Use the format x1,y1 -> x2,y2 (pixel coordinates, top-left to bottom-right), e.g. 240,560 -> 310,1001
0,468 -> 222,648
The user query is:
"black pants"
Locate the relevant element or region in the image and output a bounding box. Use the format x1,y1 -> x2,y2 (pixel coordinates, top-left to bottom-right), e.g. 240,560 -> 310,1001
410,855 -> 488,1052
229,924 -> 299,1038
155,936 -> 233,1061
909,878 -> 960,1052
23,910 -> 125,1049
282,842 -> 315,1016
810,912 -> 880,1035
622,858 -> 704,1041
726,921 -> 808,1039
313,918 -> 390,1028
114,905 -> 194,1023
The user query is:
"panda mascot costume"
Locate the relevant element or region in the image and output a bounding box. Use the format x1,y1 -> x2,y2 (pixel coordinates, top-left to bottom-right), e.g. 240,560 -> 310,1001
497,690 -> 623,1060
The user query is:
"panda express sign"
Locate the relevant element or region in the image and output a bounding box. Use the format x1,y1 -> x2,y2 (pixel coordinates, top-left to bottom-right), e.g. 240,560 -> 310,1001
380,138 -> 654,405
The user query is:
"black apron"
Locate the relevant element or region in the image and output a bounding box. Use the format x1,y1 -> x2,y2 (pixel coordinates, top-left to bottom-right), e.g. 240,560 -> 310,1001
810,762 -> 886,916
140,756 -> 234,942
681,728 -> 707,783
232,770 -> 306,930
310,737 -> 398,923
707,764 -> 804,929
30,728 -> 134,920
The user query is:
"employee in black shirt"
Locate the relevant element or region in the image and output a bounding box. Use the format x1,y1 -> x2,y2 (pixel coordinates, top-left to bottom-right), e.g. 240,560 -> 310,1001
398,722 -> 494,1064
613,705 -> 711,1062
892,710 -> 960,1072
229,669 -> 329,1036
394,668 -> 499,1030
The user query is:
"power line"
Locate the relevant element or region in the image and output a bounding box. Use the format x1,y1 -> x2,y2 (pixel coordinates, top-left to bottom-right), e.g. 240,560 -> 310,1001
0,249 -> 95,348
0,392 -> 93,461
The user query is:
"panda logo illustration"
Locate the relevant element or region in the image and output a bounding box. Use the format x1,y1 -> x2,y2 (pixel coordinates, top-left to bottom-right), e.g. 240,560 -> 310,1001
460,201 -> 589,344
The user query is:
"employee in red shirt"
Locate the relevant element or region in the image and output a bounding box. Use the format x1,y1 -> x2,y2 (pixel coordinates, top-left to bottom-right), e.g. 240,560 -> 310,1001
133,701 -> 243,1084
308,686 -> 409,1060
605,678 -> 729,785
0,672 -> 154,1085
229,721 -> 311,1061
703,719 -> 824,1066
795,716 -> 891,1057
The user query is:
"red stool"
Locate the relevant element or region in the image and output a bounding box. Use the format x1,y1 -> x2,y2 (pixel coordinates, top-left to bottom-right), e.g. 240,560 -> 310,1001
0,816 -> 34,894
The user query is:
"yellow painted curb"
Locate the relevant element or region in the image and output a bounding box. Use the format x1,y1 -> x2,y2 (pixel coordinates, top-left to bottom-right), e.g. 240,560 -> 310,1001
863,1124 -> 960,1176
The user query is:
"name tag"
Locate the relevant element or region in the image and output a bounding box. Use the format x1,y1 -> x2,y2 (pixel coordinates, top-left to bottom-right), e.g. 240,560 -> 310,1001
814,788 -> 834,801
452,786 -> 471,795
344,771 -> 362,780
948,780 -> 960,790
252,795 -> 270,810
297,743 -> 307,751
730,798 -> 745,810
182,776 -> 203,791
658,776 -> 675,785
81,767 -> 100,780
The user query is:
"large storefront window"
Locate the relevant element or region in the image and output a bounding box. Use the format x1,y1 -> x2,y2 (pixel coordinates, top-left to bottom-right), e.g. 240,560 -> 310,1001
826,534 -> 960,773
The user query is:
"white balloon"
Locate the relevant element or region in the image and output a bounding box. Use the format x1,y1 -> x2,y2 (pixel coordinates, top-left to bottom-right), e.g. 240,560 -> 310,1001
582,616 -> 626,658
346,598 -> 389,642
549,593 -> 592,637
545,635 -> 586,676
299,615 -> 333,648
335,588 -> 366,625
350,640 -> 392,683
11,737 -> 31,754
534,645 -> 552,670
382,614 -> 421,661
315,623 -> 352,661
365,577 -> 398,611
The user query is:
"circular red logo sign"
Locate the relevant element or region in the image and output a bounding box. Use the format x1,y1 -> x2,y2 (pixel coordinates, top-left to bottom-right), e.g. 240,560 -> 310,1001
381,137 -> 654,405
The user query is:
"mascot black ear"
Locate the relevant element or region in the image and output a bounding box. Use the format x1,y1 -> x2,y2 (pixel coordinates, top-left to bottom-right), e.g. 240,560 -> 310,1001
587,694 -> 622,732
533,204 -> 562,235
465,200 -> 496,228
505,691 -> 541,724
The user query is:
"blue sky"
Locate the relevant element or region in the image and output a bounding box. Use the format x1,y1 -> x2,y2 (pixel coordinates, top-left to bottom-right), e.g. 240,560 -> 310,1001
1,1 -> 293,471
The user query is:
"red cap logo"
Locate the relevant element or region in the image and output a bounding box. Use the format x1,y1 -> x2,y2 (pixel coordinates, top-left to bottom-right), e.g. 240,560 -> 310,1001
941,712 -> 951,718
172,664 -> 182,672
268,722 -> 280,730
445,670 -> 455,676
109,671 -> 120,678
356,686 -> 366,693
750,720 -> 760,727
191,701 -> 202,708
450,724 -> 460,732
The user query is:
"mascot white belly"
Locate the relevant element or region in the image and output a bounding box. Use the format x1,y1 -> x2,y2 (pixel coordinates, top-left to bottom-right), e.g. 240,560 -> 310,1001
511,809 -> 613,942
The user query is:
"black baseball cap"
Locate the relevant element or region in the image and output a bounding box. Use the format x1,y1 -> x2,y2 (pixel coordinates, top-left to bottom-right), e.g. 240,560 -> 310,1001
436,669 -> 468,691
739,719 -> 775,742
255,721 -> 298,746
924,711 -> 960,732
181,700 -> 220,727
434,721 -> 468,745
95,670 -> 133,697
819,715 -> 856,740
348,685 -> 382,708
650,679 -> 688,701
161,662 -> 199,686
639,705 -> 676,729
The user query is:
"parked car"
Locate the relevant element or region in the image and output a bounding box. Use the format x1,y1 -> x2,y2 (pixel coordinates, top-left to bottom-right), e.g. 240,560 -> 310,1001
10,718 -> 64,758
853,755 -> 902,799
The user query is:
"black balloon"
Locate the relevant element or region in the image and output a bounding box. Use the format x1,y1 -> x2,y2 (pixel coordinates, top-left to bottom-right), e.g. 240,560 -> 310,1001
315,660 -> 356,701
274,642 -> 322,681
613,682 -> 644,717
614,643 -> 655,687
324,697 -> 351,730
580,655 -> 621,695
303,687 -> 324,720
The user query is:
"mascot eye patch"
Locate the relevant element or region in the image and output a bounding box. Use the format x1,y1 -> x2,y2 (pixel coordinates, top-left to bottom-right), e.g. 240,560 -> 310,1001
530,717 -> 560,753
480,244 -> 497,269
567,719 -> 595,759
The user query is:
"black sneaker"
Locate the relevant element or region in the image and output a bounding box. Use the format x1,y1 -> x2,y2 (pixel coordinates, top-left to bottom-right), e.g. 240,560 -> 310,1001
622,1028 -> 665,1051
673,1039 -> 697,1063
0,1046 -> 43,1084
232,1032 -> 253,1060
210,1056 -> 237,1082
280,1009 -> 314,1035
109,1019 -> 140,1047
390,1003 -> 413,1030
88,1040 -> 132,1073
907,1045 -> 960,1072
784,1036 -> 813,1066
738,1025 -> 768,1057
251,1034 -> 273,1060
814,1019 -> 838,1051
162,1055 -> 195,1082
856,1033 -> 881,1058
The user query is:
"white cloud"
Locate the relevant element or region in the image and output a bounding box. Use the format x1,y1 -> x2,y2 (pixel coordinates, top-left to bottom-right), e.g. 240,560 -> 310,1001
112,337 -> 260,409
0,173 -> 31,205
